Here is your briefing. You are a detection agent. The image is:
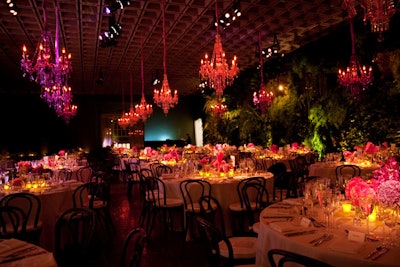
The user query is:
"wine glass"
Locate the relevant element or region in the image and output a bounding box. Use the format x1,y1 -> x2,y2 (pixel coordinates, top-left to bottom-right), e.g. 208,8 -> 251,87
383,205 -> 398,247
359,198 -> 375,237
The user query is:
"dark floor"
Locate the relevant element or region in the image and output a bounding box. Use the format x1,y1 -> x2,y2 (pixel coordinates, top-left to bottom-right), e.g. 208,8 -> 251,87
91,178 -> 209,267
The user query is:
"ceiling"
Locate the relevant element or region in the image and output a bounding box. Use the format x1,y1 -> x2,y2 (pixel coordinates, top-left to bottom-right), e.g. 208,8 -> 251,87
0,0 -> 348,96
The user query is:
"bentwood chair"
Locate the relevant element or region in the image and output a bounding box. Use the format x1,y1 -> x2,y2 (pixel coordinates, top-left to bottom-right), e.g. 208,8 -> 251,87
179,179 -> 213,240
76,166 -> 93,183
0,205 -> 27,240
120,227 -> 147,267
54,207 -> 96,267
0,192 -> 42,244
195,214 -> 259,267
144,176 -> 184,238
228,176 -> 266,235
268,249 -> 333,267
268,163 -> 294,202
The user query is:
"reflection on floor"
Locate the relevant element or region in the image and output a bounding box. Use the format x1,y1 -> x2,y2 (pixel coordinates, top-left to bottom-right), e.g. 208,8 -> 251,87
90,179 -> 209,267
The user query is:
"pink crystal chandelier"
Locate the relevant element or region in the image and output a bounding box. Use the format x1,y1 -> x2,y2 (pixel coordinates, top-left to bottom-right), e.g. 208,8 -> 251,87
20,1 -> 76,122
153,0 -> 178,115
135,38 -> 153,122
253,32 -> 274,115
199,0 -> 239,97
211,98 -> 227,119
338,18 -> 373,97
342,0 -> 397,41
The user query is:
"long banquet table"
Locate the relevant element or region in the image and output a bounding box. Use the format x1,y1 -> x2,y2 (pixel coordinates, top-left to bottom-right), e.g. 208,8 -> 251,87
161,171 -> 274,236
256,201 -> 399,267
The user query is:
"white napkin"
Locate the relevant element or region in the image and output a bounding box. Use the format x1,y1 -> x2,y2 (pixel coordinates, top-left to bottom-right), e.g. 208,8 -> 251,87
269,221 -> 302,233
0,239 -> 31,258
282,198 -> 303,206
329,239 -> 365,254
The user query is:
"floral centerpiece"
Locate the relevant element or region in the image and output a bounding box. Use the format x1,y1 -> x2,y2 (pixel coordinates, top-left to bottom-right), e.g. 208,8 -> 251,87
345,176 -> 377,206
163,148 -> 182,165
17,161 -> 31,175
373,157 -> 400,207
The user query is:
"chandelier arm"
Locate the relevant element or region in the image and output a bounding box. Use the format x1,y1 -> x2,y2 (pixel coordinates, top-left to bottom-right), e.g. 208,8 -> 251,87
162,0 -> 167,75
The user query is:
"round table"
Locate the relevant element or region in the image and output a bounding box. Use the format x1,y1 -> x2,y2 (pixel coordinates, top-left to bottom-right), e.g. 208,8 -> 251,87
0,238 -> 57,267
162,172 -> 274,236
308,162 -> 380,183
256,201 -> 399,267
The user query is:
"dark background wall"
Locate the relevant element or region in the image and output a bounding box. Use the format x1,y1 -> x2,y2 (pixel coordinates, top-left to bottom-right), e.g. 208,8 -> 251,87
0,93 -> 203,155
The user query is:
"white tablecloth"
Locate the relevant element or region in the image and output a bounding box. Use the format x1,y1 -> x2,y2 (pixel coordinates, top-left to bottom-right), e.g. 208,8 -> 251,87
162,172 -> 274,236
256,202 -> 399,267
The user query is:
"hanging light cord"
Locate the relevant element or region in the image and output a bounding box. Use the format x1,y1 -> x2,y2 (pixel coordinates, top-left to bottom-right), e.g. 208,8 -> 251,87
162,0 -> 167,75
259,31 -> 264,86
141,36 -> 145,96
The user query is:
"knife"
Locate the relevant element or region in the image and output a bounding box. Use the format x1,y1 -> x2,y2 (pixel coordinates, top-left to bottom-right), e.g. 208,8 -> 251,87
284,230 -> 317,237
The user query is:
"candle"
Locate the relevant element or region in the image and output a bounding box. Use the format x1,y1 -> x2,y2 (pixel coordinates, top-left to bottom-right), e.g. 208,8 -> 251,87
342,203 -> 352,213
368,207 -> 377,222
3,185 -> 9,190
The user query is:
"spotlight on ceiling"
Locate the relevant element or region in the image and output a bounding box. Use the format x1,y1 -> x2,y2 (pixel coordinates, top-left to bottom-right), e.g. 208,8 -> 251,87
6,0 -> 18,16
103,0 -> 131,15
257,33 -> 282,60
218,0 -> 241,29
99,16 -> 122,47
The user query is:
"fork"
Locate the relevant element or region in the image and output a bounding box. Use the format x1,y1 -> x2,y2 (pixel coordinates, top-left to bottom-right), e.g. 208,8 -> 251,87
313,234 -> 333,246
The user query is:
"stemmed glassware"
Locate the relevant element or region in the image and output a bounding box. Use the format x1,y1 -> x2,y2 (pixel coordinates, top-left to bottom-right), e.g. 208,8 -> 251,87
383,205 -> 398,247
359,198 -> 375,237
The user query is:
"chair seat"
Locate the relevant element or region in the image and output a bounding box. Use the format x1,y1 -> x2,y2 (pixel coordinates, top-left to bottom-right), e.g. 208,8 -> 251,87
251,222 -> 260,234
156,198 -> 183,208
219,236 -> 257,259
229,202 -> 256,212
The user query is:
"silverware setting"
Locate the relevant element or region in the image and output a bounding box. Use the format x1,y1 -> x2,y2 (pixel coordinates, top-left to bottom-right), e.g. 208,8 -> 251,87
284,230 -> 317,237
313,234 -> 333,246
365,245 -> 389,260
309,233 -> 329,244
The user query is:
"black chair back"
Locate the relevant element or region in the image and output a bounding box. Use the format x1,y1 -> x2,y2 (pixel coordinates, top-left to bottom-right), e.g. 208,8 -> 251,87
0,205 -> 27,239
120,227 -> 146,267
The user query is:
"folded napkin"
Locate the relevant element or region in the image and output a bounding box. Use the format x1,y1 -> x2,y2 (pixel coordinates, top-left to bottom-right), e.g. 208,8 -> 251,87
329,239 -> 365,254
269,221 -> 303,233
161,174 -> 175,179
0,239 -> 32,258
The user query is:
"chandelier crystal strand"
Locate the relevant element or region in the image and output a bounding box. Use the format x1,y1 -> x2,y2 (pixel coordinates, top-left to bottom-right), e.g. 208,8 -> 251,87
199,0 -> 239,97
338,18 -> 373,98
135,37 -> 153,122
118,80 -> 130,130
253,31 -> 274,115
129,74 -> 140,126
153,0 -> 178,115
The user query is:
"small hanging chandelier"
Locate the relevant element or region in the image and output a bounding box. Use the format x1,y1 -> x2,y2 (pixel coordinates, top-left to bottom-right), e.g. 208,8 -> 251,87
199,0 -> 239,97
211,98 -> 227,119
342,0 -> 398,41
338,18 -> 373,98
118,80 -> 130,130
153,0 -> 178,115
135,38 -> 153,122
253,32 -> 274,115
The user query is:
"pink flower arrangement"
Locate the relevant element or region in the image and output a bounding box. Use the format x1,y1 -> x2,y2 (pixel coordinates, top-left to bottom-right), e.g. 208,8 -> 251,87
247,143 -> 255,148
142,147 -> 158,157
12,178 -> 23,187
269,144 -> 278,153
59,150 -> 66,156
363,142 -> 380,154
345,177 -> 376,206
373,157 -> 400,206
17,161 -> 30,168
164,149 -> 181,162
291,142 -> 299,149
